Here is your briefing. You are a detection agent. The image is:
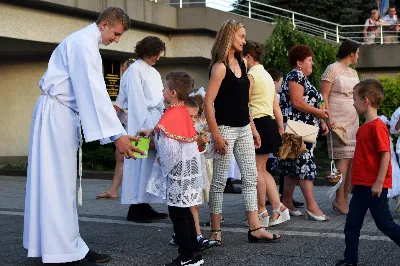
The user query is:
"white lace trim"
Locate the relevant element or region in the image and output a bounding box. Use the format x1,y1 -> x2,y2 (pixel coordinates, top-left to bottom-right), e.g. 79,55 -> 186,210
146,132 -> 203,207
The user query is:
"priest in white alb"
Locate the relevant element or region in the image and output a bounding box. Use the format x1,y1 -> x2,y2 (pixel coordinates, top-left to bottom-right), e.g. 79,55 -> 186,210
119,36 -> 169,223
23,7 -> 143,266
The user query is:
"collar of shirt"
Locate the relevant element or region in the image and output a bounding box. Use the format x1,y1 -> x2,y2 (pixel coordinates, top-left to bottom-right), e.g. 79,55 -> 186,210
90,22 -> 102,45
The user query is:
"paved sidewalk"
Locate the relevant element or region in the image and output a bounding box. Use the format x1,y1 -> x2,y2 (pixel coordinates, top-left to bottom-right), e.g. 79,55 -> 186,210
1,175 -> 400,266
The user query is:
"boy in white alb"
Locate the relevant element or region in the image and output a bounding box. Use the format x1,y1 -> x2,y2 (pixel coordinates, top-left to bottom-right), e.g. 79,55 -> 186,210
23,7 -> 143,266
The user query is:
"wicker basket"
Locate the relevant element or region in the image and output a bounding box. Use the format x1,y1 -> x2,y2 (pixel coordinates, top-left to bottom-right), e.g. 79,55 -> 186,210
325,170 -> 342,183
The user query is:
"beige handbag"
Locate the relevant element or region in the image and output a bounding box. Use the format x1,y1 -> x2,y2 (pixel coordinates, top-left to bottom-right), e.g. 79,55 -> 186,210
285,119 -> 319,144
332,126 -> 348,145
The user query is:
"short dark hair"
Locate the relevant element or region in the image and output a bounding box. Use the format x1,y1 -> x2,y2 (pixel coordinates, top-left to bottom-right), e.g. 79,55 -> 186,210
389,5 -> 396,10
184,97 -> 199,110
166,72 -> 193,101
353,79 -> 384,108
337,40 -> 360,59
243,40 -> 264,62
267,68 -> 283,82
135,36 -> 166,59
96,7 -> 130,31
288,45 -> 314,68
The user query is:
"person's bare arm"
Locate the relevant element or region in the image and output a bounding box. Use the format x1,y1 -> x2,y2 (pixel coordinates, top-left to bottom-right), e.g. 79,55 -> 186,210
248,74 -> 261,148
395,118 -> 400,131
372,151 -> 391,197
204,63 -> 228,154
288,81 -> 328,119
320,80 -> 334,128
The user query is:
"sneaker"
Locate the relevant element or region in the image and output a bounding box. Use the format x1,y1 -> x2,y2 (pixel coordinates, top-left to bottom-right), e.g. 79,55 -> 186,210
335,260 -> 357,266
85,250 -> 111,263
198,236 -> 218,251
164,254 -> 204,266
170,234 -> 177,246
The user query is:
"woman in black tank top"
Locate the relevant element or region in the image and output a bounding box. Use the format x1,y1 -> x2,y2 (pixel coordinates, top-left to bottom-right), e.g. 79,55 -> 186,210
204,20 -> 282,245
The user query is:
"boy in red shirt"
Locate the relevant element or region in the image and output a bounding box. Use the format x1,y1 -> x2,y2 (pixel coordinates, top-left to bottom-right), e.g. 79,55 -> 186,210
336,80 -> 400,266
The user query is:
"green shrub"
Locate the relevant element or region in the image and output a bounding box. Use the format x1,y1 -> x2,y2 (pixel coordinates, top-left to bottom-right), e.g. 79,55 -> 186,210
378,74 -> 400,143
378,75 -> 400,119
82,141 -> 115,171
262,18 -> 339,89
4,161 -> 28,170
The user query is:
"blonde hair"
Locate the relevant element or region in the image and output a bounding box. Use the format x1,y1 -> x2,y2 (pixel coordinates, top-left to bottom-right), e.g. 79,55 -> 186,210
210,20 -> 245,70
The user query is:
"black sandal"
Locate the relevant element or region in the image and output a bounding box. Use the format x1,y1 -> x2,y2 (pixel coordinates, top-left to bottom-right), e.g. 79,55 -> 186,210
248,227 -> 281,243
210,229 -> 222,246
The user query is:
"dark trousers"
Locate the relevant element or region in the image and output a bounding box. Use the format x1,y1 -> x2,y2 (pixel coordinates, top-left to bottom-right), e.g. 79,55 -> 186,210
279,174 -> 284,195
344,186 -> 400,264
168,206 -> 199,258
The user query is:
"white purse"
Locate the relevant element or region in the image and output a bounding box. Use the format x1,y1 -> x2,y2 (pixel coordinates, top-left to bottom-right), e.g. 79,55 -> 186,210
285,119 -> 319,144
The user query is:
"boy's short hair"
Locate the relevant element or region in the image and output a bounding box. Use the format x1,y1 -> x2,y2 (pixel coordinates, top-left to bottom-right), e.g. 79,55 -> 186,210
354,79 -> 384,108
267,68 -> 283,82
96,7 -> 130,31
166,72 -> 193,101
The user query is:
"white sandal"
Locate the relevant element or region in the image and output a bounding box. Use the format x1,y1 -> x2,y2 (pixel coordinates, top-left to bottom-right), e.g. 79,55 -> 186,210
304,209 -> 329,221
269,203 -> 290,226
258,210 -> 270,228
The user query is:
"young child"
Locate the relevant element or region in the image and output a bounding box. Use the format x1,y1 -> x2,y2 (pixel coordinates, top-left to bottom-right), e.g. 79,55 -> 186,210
389,107 -> 400,212
169,96 -> 218,250
336,79 -> 400,266
145,72 -> 204,266
267,68 -> 284,94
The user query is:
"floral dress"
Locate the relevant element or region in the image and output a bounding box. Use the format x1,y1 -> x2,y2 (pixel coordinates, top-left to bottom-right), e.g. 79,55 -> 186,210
273,69 -> 323,180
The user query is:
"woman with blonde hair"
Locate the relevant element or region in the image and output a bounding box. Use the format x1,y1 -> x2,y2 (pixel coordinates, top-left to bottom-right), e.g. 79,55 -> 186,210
204,19 -> 281,245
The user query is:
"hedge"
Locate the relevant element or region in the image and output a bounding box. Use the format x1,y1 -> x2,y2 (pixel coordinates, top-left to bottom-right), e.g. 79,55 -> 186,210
262,18 -> 339,89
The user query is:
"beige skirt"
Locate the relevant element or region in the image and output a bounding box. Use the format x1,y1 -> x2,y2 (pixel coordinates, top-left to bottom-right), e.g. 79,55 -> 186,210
327,100 -> 359,159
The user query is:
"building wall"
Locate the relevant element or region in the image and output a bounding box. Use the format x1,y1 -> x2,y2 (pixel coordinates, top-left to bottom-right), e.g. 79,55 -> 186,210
156,63 -> 210,89
0,60 -> 48,159
0,3 -> 214,59
358,70 -> 400,80
0,58 -> 210,159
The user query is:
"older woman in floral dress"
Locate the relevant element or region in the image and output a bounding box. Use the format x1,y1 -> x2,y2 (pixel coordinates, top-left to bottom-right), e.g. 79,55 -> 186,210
274,45 -> 330,221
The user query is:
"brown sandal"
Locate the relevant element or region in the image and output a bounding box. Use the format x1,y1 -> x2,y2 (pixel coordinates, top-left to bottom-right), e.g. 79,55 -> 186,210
96,192 -> 118,200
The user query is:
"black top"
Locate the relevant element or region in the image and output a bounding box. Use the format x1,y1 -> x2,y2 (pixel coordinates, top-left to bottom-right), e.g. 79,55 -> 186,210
213,58 -> 250,127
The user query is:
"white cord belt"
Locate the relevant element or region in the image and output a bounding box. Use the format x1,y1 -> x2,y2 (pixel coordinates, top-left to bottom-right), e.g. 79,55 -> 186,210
42,93 -> 84,206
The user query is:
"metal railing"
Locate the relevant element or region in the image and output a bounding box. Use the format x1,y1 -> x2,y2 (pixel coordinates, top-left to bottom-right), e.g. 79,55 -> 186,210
149,0 -> 399,45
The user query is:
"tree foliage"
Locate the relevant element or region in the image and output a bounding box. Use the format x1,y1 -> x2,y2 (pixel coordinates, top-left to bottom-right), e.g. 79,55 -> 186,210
262,19 -> 339,89
378,74 -> 400,119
